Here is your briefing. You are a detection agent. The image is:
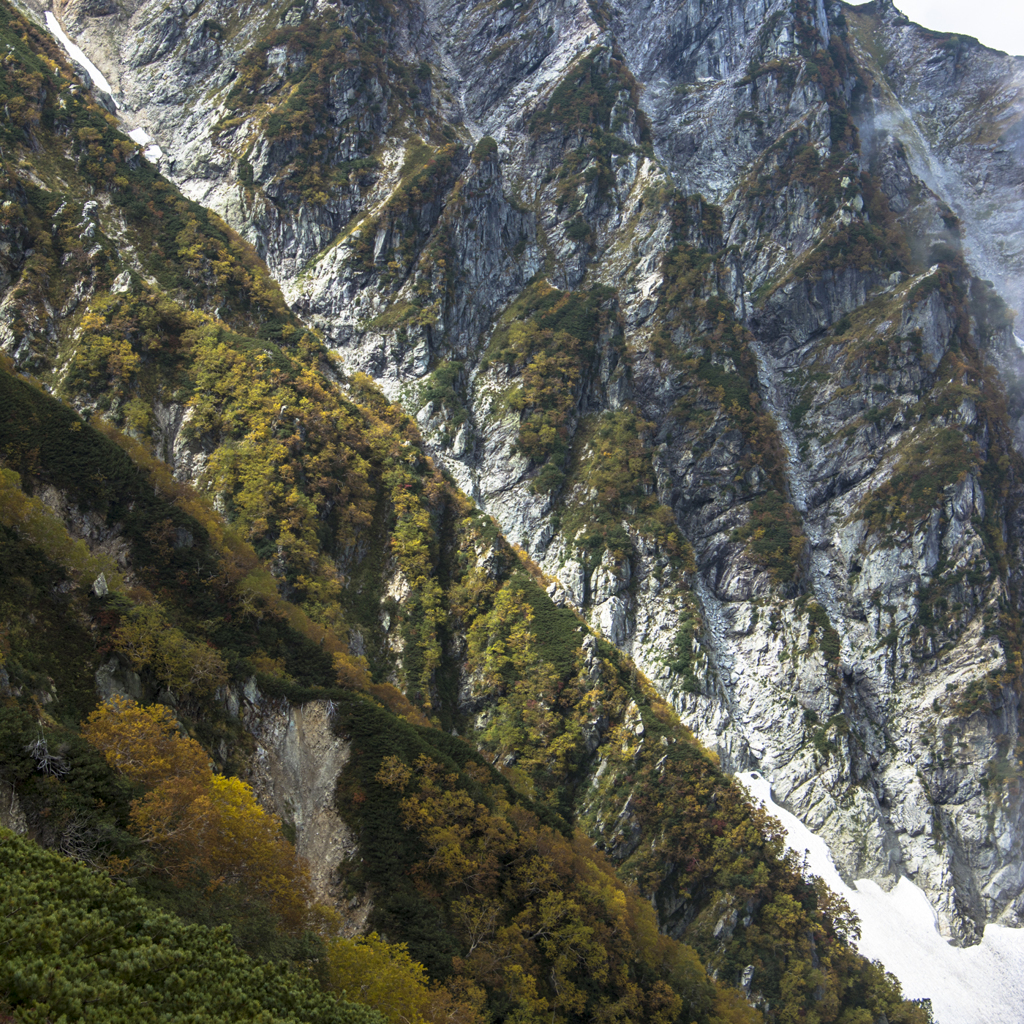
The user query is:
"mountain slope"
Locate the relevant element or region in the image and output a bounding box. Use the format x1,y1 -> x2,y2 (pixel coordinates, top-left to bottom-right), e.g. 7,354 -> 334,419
3,0 -> 1024,1014
0,4 -> 938,1019
35,0 -> 1024,945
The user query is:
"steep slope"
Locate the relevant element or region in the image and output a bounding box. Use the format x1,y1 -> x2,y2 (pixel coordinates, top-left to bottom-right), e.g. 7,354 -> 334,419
0,4 -> 937,1020
0,828 -> 387,1024
845,0 -> 1024,321
37,0 -> 1024,951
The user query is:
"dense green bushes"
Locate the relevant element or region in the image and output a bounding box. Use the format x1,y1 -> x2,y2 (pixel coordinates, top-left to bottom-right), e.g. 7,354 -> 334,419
859,426 -> 979,534
530,47 -> 639,138
561,409 -> 694,566
731,492 -> 806,587
0,828 -> 386,1024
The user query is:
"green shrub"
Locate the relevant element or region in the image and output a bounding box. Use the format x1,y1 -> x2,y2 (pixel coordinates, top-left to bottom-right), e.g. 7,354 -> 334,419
565,215 -> 591,241
807,601 -> 841,661
0,827 -> 387,1024
731,491 -> 805,585
471,136 -> 498,161
859,426 -> 979,534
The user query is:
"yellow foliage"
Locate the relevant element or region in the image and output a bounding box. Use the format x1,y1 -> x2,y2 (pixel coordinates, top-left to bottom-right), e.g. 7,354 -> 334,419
82,695 -> 209,788
326,932 -> 433,1024
110,604 -> 229,699
376,754 -> 414,790
464,587 -> 578,777
83,696 -> 314,930
0,466 -> 122,591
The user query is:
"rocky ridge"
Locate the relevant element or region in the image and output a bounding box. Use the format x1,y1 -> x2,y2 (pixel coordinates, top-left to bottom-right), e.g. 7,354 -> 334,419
13,0 -> 1024,950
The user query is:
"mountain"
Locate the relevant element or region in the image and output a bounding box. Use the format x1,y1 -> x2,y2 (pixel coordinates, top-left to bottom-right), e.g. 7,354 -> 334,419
1,0 -> 1023,1018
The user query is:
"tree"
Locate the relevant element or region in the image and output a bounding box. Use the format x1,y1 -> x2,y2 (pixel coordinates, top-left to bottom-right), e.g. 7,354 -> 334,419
326,932 -> 433,1024
81,694 -> 210,789
83,697 -> 313,930
184,774 -> 313,927
109,606 -> 228,700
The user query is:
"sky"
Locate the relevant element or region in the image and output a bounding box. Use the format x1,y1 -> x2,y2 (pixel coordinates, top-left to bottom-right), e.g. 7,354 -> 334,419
848,0 -> 1024,57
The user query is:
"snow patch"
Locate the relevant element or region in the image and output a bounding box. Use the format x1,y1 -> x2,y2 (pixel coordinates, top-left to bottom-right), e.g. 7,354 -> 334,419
126,127 -> 161,161
1014,334 -> 1024,354
737,771 -> 1024,1024
44,12 -> 115,99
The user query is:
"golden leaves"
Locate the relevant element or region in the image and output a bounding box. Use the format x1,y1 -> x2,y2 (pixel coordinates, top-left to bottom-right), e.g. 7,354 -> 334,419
83,696 -> 314,930
376,754 -> 414,791
82,694 -> 208,789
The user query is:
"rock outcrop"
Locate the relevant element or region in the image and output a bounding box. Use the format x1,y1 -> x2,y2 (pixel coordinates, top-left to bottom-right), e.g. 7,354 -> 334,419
15,0 -> 1024,947
241,691 -> 372,934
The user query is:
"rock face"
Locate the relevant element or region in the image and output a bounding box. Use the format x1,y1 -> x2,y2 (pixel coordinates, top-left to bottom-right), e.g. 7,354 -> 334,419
0,781 -> 28,835
241,691 -> 371,934
20,0 -> 1024,946
848,0 -> 1024,321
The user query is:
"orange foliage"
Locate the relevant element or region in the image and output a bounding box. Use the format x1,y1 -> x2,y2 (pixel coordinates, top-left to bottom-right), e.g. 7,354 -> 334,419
83,696 -> 314,929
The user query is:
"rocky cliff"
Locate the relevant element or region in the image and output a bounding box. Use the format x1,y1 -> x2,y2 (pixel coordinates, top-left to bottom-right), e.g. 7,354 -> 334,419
5,0 -> 1024,1002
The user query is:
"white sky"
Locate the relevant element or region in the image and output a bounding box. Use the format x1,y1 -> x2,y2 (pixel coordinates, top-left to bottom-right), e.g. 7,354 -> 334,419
848,1 -> 1024,57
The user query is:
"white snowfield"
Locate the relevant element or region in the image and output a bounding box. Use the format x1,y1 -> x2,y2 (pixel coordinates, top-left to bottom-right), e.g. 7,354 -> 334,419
126,128 -> 163,162
43,12 -> 115,99
736,772 -> 1024,1024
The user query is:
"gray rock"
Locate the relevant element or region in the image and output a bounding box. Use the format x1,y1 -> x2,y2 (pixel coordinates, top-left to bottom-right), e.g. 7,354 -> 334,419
31,0 -> 1024,951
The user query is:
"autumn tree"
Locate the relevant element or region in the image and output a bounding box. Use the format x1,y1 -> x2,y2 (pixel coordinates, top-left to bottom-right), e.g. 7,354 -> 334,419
326,932 -> 434,1024
83,696 -> 313,929
465,586 -> 583,779
109,605 -> 229,701
82,695 -> 209,787
375,753 -> 723,1024
326,931 -> 487,1024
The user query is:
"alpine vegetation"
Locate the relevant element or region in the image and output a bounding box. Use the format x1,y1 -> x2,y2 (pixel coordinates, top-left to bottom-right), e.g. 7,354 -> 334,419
1,0 -> 1023,1020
